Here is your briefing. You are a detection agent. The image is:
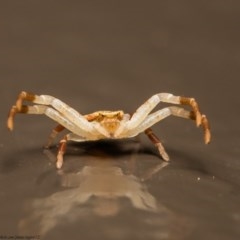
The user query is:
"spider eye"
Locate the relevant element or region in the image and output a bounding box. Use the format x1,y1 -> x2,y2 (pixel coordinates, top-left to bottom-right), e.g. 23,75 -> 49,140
117,112 -> 123,120
98,114 -> 104,121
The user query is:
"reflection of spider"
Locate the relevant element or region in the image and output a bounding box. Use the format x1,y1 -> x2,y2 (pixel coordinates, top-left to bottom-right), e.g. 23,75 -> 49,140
18,154 -> 170,237
7,91 -> 211,168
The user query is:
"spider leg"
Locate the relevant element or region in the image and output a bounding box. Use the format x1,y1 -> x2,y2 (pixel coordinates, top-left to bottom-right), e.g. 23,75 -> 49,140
56,133 -> 86,169
127,106 -> 211,144
7,105 -> 28,130
122,93 -> 204,134
7,104 -> 93,140
11,91 -> 97,137
46,124 -> 65,148
145,128 -> 169,161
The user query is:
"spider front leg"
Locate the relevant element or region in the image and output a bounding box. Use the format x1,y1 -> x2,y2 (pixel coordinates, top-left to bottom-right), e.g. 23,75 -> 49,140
7,104 -> 88,139
135,106 -> 210,144
122,93 -> 204,135
9,91 -> 97,138
126,106 -> 210,161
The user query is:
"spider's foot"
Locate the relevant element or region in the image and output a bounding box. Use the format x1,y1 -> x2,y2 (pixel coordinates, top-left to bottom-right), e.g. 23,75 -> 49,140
56,152 -> 64,169
204,130 -> 211,144
56,137 -> 67,169
156,143 -> 170,161
7,117 -> 14,131
202,115 -> 211,144
7,106 -> 18,131
7,105 -> 29,131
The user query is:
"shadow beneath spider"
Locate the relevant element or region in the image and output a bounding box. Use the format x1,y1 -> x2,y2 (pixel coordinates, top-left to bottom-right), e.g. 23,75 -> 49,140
50,139 -> 208,173
1,137 -> 207,176
62,138 -> 158,158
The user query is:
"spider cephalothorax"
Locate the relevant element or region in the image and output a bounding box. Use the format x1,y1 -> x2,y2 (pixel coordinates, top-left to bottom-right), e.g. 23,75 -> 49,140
7,91 -> 211,169
85,110 -> 125,137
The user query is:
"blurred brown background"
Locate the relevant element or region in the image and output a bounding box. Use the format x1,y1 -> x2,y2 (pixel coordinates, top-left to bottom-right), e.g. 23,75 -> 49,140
0,1 -> 240,240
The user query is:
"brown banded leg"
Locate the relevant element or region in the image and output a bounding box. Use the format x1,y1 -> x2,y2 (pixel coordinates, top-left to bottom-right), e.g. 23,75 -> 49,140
45,124 -> 65,148
7,104 -> 49,131
7,105 -> 30,130
189,110 -> 211,144
166,107 -> 210,144
15,91 -> 36,111
7,91 -> 38,131
202,115 -> 211,144
56,135 -> 68,169
180,96 -> 203,127
145,128 -> 169,161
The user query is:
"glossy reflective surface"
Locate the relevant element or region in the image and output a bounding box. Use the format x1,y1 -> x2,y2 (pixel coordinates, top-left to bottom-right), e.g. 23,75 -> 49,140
1,1 -> 240,240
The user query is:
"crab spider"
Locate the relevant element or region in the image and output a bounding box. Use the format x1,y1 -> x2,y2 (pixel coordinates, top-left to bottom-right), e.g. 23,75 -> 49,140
7,91 -> 211,169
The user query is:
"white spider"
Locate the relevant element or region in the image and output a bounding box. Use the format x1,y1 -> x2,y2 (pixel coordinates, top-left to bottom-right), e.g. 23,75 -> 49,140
7,91 -> 211,169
